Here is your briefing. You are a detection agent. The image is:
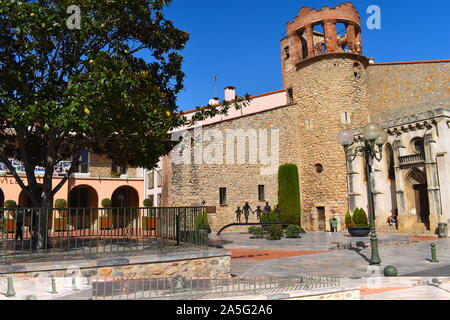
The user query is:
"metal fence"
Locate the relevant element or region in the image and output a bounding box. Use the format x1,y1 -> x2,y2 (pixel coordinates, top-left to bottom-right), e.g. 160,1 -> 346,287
0,207 -> 208,264
92,276 -> 341,300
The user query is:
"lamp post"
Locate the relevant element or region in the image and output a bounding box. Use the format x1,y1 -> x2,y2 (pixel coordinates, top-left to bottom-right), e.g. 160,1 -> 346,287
337,123 -> 388,265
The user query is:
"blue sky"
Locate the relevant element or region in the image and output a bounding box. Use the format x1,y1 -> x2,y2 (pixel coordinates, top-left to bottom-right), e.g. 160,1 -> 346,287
165,0 -> 450,111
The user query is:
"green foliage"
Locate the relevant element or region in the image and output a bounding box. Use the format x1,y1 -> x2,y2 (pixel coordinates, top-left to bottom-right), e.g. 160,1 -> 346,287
196,211 -> 211,233
353,207 -> 369,226
143,198 -> 154,207
54,199 -> 67,209
278,164 -> 301,225
0,0 -> 252,207
101,198 -> 112,208
260,208 -> 278,223
248,226 -> 265,239
345,212 -> 353,227
266,225 -> 283,240
285,225 -> 302,238
4,200 -> 17,208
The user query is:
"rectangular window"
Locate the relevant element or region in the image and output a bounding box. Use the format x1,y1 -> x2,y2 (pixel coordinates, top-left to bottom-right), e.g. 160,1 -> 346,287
287,88 -> 294,104
219,188 -> 227,206
157,194 -> 161,207
258,185 -> 265,201
340,111 -> 351,125
147,195 -> 154,207
148,170 -> 155,189
157,170 -> 162,187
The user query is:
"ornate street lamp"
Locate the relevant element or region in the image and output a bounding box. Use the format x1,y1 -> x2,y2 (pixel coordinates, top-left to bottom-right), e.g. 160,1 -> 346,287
337,123 -> 388,265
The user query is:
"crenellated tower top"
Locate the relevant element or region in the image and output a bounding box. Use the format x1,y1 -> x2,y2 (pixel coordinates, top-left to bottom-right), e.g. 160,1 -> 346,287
281,2 -> 364,76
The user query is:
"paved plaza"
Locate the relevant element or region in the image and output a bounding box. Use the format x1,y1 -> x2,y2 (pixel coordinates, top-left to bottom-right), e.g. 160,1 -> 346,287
210,231 -> 450,278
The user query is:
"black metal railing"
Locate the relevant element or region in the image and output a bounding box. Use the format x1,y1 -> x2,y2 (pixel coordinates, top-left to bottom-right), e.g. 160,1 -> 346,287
0,207 -> 208,264
92,276 -> 341,300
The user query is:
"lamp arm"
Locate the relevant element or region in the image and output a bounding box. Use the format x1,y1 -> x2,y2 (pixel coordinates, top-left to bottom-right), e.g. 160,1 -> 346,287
345,145 -> 365,163
373,144 -> 384,162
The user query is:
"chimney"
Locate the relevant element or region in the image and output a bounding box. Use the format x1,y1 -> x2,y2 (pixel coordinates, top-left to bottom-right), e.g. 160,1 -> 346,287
224,86 -> 236,101
208,97 -> 220,105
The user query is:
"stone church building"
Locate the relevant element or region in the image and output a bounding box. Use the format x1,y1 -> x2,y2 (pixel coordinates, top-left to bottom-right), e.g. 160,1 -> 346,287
154,2 -> 449,234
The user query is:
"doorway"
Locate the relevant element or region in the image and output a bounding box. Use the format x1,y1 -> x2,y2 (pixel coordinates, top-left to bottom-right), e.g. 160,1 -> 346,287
317,207 -> 326,231
413,184 -> 430,230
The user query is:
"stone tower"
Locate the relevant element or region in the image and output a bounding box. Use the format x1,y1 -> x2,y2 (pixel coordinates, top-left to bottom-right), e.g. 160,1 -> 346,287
281,2 -> 370,230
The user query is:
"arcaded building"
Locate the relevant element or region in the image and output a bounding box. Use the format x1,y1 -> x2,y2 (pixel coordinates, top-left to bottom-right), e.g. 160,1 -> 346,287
158,2 -> 449,234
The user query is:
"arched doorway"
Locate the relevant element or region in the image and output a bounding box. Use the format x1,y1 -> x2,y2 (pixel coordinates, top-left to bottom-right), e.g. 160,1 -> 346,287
406,168 -> 430,230
111,186 -> 139,228
0,188 -> 4,208
18,185 -> 43,208
69,185 -> 99,229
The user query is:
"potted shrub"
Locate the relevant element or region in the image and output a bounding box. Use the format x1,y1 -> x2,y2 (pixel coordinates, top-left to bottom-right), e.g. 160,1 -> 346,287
266,225 -> 283,240
285,225 -> 302,238
248,226 -> 265,239
347,208 -> 371,237
54,199 -> 68,232
100,198 -> 113,230
3,200 -> 17,233
142,198 -> 155,230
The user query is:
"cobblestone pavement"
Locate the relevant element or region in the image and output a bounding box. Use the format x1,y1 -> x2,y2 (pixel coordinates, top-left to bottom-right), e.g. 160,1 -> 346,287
211,231 -> 450,278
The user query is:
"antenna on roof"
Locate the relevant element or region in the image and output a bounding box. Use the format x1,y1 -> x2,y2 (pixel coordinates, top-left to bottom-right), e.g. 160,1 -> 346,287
213,74 -> 218,99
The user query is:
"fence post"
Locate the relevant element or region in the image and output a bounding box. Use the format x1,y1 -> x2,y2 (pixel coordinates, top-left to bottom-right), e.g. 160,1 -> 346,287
6,276 -> 16,297
176,208 -> 180,246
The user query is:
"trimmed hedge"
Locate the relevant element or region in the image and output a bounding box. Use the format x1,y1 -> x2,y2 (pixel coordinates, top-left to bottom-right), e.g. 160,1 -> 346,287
4,200 -> 17,208
196,211 -> 211,233
352,207 -> 369,226
101,198 -> 112,208
345,211 -> 353,227
285,225 -> 302,238
143,198 -> 153,207
266,225 -> 283,240
54,199 -> 67,209
278,164 -> 301,225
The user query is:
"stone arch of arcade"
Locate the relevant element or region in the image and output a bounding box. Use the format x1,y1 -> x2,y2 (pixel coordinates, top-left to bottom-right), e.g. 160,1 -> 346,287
68,185 -> 99,229
111,186 -> 140,228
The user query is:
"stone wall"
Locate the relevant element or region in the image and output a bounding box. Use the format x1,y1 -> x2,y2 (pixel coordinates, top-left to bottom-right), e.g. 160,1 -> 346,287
366,61 -> 450,123
0,249 -> 231,279
89,153 -> 112,177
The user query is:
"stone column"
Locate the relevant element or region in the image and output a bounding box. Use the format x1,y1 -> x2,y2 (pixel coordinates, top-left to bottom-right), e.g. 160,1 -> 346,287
346,23 -> 356,53
424,127 -> 443,221
355,30 -> 363,55
393,139 -> 406,214
323,19 -> 338,53
304,25 -> 315,58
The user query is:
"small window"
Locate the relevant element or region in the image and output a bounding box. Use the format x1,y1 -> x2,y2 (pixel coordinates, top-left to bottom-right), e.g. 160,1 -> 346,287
411,138 -> 425,154
305,119 -> 313,130
219,188 -> 227,205
148,170 -> 155,189
287,88 -> 294,104
284,46 -> 290,59
157,194 -> 161,207
340,111 -> 351,125
258,185 -> 265,201
157,170 -> 162,187
315,164 -> 324,174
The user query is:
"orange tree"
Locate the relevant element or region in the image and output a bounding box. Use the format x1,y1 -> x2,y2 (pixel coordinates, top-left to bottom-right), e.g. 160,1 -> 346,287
0,0 -> 249,249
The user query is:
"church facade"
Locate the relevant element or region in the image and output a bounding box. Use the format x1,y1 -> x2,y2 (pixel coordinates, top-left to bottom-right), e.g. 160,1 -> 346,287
156,2 -> 450,234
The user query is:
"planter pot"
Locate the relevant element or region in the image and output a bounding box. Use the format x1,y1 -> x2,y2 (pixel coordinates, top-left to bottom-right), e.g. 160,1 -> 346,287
348,227 -> 371,237
54,218 -> 68,232
100,217 -> 112,230
3,219 -> 15,233
142,216 -> 156,230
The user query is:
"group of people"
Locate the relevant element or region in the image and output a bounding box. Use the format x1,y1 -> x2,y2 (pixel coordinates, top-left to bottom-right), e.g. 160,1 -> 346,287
235,202 -> 281,224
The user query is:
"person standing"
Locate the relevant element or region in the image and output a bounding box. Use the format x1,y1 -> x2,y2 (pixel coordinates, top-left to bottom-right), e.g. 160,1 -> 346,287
15,206 -> 25,241
263,202 -> 272,220
255,206 -> 263,221
330,215 -> 339,233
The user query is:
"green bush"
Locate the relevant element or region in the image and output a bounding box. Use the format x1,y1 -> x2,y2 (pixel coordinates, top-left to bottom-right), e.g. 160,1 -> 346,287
285,225 -> 302,238
143,198 -> 153,207
54,199 -> 67,209
345,211 -> 353,227
249,226 -> 265,239
4,200 -> 17,208
352,207 -> 369,226
101,198 -> 112,208
266,225 -> 283,240
196,211 -> 211,233
278,164 -> 301,225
